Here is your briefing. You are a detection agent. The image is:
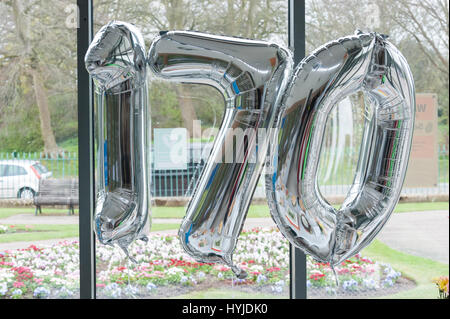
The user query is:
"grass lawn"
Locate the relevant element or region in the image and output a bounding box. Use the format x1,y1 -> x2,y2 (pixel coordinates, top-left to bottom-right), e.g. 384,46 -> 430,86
362,240 -> 449,299
0,201 -> 448,220
59,137 -> 79,153
0,224 -> 78,243
0,223 -> 179,243
150,205 -> 274,218
393,201 -> 449,213
0,208 -> 79,219
151,201 -> 448,219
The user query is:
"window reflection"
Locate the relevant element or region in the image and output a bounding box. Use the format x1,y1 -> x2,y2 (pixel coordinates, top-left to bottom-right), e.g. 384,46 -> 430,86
94,0 -> 289,299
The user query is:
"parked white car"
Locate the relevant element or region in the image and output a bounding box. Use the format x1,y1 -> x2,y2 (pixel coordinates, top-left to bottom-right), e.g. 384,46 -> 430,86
0,160 -> 52,199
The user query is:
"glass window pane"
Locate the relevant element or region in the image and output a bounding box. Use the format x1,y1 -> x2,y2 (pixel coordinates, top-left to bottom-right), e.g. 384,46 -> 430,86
306,0 -> 448,299
94,0 -> 289,299
0,0 -> 79,299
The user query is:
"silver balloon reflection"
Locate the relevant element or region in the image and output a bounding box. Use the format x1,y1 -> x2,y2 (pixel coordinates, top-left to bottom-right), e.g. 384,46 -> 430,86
148,31 -> 293,278
265,32 -> 415,265
85,21 -> 150,261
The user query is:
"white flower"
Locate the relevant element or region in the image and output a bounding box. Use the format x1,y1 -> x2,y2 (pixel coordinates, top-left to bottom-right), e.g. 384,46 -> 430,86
124,285 -> 139,296
180,276 -> 188,283
271,286 -> 283,293
0,224 -> 8,233
0,283 -> 7,296
197,271 -> 206,279
11,289 -> 22,297
33,286 -> 50,298
256,274 -> 267,283
342,279 -> 358,291
105,282 -> 123,298
166,267 -> 184,275
56,287 -> 74,298
362,278 -> 379,290
146,283 -> 157,291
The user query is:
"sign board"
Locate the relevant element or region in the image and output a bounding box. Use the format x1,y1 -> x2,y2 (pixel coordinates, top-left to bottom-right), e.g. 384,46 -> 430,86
154,128 -> 188,170
404,93 -> 438,187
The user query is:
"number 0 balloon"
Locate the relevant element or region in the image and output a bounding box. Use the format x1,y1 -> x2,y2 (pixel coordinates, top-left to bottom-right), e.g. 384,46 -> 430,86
87,22 -> 415,274
265,32 -> 415,265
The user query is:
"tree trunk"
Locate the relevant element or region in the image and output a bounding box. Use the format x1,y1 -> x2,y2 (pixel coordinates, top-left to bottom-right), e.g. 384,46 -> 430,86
30,69 -> 60,155
175,85 -> 197,137
245,0 -> 256,38
12,0 -> 59,156
226,0 -> 235,35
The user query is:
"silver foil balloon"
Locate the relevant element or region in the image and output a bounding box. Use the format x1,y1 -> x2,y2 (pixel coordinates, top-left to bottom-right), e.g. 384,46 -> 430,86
265,32 -> 415,265
148,31 -> 293,278
85,21 -> 150,261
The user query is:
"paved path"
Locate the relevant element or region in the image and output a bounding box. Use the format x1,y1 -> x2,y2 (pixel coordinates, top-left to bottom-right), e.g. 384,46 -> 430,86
1,214 -> 79,225
1,211 -> 448,265
377,210 -> 449,264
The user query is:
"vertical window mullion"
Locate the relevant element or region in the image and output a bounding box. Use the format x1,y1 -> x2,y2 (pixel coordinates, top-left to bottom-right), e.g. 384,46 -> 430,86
77,0 -> 96,300
288,0 -> 307,300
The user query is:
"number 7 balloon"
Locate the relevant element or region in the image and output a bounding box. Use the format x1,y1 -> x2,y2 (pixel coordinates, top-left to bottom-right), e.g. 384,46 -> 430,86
148,31 -> 293,278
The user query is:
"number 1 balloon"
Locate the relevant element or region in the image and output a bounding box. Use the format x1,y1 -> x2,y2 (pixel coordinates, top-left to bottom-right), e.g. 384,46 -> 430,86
85,21 -> 150,261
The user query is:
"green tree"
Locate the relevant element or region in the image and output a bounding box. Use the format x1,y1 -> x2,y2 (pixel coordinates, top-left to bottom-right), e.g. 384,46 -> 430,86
0,0 -> 77,154
94,0 -> 287,136
306,0 -> 449,146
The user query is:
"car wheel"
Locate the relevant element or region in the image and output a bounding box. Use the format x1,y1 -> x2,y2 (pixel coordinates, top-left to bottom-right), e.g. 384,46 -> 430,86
18,188 -> 35,199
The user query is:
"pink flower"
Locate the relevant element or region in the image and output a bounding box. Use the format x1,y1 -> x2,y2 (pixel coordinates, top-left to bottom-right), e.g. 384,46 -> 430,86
13,281 -> 25,288
240,265 -> 249,271
213,265 -> 230,272
0,261 -> 13,266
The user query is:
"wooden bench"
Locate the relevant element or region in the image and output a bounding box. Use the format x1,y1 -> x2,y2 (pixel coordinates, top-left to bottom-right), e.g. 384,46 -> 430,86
34,179 -> 79,215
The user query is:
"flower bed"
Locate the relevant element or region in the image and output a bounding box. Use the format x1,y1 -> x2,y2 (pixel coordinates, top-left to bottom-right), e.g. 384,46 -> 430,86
0,228 -> 411,299
0,224 -> 35,235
